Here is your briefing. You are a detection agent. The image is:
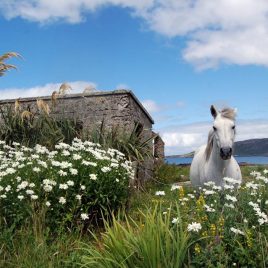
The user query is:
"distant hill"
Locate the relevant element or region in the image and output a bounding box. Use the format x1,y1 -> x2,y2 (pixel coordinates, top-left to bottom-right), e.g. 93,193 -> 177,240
166,152 -> 195,158
234,138 -> 268,156
166,138 -> 268,158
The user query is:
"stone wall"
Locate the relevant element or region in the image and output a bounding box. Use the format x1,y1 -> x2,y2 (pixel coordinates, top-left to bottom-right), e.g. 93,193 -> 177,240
153,133 -> 165,160
0,90 -> 153,133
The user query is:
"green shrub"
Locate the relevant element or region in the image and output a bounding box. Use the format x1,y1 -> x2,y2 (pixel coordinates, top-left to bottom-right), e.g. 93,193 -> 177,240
85,121 -> 155,162
0,138 -> 134,231
154,162 -> 189,184
79,205 -> 190,268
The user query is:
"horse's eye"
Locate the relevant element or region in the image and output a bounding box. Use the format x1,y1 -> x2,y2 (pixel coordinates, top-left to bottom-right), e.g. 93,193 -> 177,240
232,126 -> 236,130
213,126 -> 217,131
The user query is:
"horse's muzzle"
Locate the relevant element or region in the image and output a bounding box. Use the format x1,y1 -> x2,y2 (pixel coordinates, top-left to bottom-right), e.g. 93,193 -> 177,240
220,147 -> 232,160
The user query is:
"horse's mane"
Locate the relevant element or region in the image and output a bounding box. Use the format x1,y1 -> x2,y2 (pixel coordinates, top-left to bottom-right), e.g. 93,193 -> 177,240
205,107 -> 236,161
205,130 -> 214,161
221,108 -> 236,121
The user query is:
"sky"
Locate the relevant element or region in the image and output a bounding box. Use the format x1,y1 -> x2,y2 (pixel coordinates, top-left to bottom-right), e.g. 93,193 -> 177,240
1,0 -> 268,155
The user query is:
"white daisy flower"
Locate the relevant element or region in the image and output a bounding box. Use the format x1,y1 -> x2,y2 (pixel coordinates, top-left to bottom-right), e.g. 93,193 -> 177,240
67,180 -> 74,186
80,185 -> 86,190
70,168 -> 78,175
76,195 -> 82,200
31,195 -> 38,200
225,194 -> 237,202
59,184 -> 68,190
187,222 -> 202,233
90,174 -> 97,181
155,191 -> 165,196
171,184 -> 181,191
172,217 -> 180,224
230,227 -> 244,235
81,213 -> 89,220
59,197 -> 66,204
73,154 -> 82,160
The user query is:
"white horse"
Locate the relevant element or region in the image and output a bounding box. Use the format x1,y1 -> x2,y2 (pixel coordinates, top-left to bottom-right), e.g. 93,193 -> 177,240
190,105 -> 242,187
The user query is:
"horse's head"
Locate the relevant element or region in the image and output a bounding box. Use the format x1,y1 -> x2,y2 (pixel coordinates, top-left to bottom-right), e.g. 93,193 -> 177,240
210,105 -> 237,160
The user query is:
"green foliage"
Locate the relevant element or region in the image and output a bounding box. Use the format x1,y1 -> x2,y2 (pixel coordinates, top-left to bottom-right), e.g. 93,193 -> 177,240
137,167 -> 268,267
0,224 -> 85,268
154,162 -> 189,184
240,164 -> 265,181
0,105 -> 79,149
189,230 -> 268,267
86,121 -> 155,162
79,205 -> 189,268
0,139 -> 133,231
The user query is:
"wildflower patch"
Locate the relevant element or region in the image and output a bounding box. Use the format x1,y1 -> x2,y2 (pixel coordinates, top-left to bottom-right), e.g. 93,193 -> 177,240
0,138 -> 134,230
152,170 -> 268,266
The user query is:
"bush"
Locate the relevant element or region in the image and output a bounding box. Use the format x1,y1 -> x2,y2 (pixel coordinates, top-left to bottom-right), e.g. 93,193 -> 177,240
79,205 -> 189,268
0,138 -> 134,231
86,121 -> 155,162
154,162 -> 189,184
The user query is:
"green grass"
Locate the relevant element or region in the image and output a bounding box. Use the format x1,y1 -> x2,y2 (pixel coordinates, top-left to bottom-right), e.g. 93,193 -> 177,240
77,164 -> 268,267
0,225 -> 88,268
132,165 -> 268,266
130,165 -> 261,213
154,163 -> 189,184
0,164 -> 267,267
79,205 -> 189,268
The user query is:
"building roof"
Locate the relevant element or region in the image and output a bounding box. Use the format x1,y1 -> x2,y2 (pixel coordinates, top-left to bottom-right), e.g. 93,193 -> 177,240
0,89 -> 154,124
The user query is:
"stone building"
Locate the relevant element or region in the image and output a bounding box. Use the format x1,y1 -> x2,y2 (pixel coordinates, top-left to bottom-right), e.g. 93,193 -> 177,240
153,132 -> 165,161
0,89 -> 165,180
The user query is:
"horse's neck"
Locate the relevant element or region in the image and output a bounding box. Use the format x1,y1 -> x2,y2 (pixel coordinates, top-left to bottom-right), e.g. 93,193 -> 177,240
208,140 -> 230,174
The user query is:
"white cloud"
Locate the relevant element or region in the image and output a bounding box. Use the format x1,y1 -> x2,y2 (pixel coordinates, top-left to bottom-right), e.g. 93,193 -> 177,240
0,0 -> 153,24
115,83 -> 130,90
2,1 -> 268,68
183,27 -> 268,70
236,120 -> 268,142
0,80 -> 97,100
141,99 -> 162,114
161,119 -> 268,155
142,0 -> 268,69
142,99 -> 185,117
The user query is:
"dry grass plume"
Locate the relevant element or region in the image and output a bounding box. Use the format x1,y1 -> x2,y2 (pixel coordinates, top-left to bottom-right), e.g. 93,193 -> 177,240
37,99 -> 50,115
0,52 -> 21,77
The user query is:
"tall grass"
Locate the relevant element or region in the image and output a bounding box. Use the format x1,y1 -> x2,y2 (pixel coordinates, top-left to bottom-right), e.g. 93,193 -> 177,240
79,205 -> 189,268
0,104 -> 79,149
87,121 -> 155,162
0,224 -> 85,268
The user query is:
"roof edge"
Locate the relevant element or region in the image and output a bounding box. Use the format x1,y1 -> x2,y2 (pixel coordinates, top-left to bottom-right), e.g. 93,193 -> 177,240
127,90 -> 154,124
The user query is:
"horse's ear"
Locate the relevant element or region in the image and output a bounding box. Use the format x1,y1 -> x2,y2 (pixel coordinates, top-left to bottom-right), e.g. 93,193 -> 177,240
210,105 -> 218,118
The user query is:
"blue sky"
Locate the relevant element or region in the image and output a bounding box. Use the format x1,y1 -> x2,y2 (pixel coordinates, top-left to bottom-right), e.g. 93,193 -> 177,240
1,0 -> 268,155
